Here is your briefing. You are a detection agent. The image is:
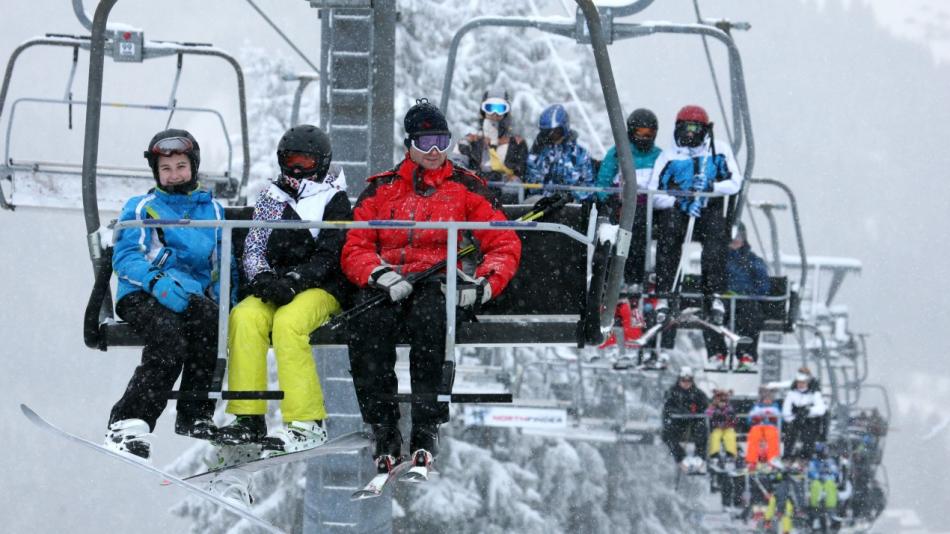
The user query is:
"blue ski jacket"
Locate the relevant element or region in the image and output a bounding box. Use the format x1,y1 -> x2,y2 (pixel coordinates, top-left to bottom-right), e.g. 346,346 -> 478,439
526,130 -> 595,201
113,187 -> 234,309
594,142 -> 662,202
726,244 -> 771,295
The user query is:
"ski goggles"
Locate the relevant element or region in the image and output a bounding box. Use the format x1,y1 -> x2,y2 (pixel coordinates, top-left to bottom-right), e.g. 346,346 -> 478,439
149,136 -> 194,156
680,121 -> 706,134
631,126 -> 657,139
481,100 -> 510,115
411,133 -> 452,154
280,151 -> 320,172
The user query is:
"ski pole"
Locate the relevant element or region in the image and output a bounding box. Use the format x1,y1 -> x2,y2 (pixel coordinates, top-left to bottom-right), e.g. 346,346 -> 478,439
671,213 -> 697,293
321,194 -> 569,331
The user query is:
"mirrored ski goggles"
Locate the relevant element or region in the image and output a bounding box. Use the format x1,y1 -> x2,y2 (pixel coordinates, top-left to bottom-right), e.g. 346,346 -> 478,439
411,133 -> 452,153
681,121 -> 705,134
149,136 -> 194,156
631,127 -> 657,139
481,100 -> 510,115
280,151 -> 320,171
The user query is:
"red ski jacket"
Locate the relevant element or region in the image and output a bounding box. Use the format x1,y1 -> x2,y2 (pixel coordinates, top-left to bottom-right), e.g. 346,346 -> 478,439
341,156 -> 522,296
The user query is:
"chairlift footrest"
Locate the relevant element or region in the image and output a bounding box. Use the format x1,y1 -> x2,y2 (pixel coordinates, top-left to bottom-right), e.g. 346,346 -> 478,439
393,393 -> 512,404
168,390 -> 285,400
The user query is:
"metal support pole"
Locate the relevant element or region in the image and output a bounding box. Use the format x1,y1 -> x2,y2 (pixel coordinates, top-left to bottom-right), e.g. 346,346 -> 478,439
575,0 -> 640,341
445,228 -> 458,362
81,0 -> 118,246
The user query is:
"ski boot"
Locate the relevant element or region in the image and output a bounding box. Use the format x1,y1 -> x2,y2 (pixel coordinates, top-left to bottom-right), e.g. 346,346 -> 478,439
707,353 -> 728,371
104,418 -> 152,461
736,354 -> 757,372
208,469 -> 254,507
214,415 -> 267,445
405,424 -> 438,482
709,298 -> 725,325
175,414 -> 218,441
372,424 -> 403,473
262,420 -> 328,455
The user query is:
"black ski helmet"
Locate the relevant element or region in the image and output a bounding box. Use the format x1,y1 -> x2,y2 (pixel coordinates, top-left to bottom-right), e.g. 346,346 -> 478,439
277,124 -> 332,181
626,108 -> 658,151
144,128 -> 200,190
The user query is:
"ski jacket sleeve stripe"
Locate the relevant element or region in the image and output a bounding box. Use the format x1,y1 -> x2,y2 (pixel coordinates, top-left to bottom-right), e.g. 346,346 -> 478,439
291,190 -> 352,289
648,156 -> 676,210
113,195 -> 164,290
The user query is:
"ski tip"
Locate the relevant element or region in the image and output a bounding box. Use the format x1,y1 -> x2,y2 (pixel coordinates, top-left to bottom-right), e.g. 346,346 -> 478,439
350,490 -> 381,501
20,403 -> 35,418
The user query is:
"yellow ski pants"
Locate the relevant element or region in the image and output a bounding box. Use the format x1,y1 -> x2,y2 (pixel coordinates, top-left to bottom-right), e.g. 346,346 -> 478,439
226,289 -> 340,421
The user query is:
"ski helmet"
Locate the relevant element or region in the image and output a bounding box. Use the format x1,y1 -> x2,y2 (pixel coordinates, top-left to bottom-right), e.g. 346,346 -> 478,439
626,108 -> 658,151
144,128 -> 200,192
480,88 -> 512,137
537,104 -> 569,144
674,105 -> 710,148
277,124 -> 332,181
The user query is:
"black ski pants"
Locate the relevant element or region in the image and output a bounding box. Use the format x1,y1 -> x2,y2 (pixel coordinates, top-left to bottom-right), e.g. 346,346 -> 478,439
704,300 -> 765,358
348,282 -> 451,428
662,416 -> 708,463
782,416 -> 823,460
655,206 -> 729,298
109,292 -> 217,431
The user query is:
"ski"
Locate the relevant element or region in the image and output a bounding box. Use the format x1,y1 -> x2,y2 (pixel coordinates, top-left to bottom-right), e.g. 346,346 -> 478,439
20,404 -> 286,534
627,307 -> 701,348
401,451 -> 435,483
351,460 -> 412,500
185,431 -> 370,485
690,316 -> 752,346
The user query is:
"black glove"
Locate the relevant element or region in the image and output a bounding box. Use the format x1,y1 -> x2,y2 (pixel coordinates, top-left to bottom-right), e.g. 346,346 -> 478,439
184,295 -> 219,342
250,272 -> 297,306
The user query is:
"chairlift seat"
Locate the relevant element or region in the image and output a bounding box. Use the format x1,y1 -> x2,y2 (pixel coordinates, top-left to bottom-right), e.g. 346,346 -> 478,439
678,273 -> 796,332
88,201 -> 603,350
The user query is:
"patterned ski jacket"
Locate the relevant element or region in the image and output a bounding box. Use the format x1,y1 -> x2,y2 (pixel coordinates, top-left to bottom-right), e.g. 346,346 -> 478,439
242,167 -> 352,303
341,156 -> 521,296
525,130 -> 594,201
648,131 -> 741,214
705,402 -> 738,429
113,187 -> 232,306
594,142 -> 662,203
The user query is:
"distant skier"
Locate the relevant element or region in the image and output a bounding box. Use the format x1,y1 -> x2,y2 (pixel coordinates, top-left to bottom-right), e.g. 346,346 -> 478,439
215,125 -> 351,453
661,366 -> 710,472
453,88 -> 528,203
704,222 -> 771,371
782,367 -> 827,461
342,99 -> 522,475
104,129 -> 232,461
706,388 -> 739,472
525,104 -> 595,201
746,386 -> 782,470
647,105 -> 742,367
807,442 -> 841,531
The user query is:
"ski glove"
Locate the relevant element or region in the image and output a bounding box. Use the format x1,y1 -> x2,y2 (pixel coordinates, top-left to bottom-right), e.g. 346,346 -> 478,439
690,173 -> 712,192
250,272 -> 297,307
149,273 -> 191,313
369,266 -> 413,302
442,269 -> 492,309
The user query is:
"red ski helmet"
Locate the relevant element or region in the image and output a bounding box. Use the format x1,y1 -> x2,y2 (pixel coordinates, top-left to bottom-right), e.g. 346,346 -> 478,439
675,105 -> 709,124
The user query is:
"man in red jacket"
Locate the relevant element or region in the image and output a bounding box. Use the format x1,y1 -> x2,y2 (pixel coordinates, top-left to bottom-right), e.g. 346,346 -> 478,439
342,99 -> 522,474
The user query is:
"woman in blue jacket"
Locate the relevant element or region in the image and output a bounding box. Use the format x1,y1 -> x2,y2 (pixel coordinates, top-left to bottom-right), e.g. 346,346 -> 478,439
104,129 -> 230,461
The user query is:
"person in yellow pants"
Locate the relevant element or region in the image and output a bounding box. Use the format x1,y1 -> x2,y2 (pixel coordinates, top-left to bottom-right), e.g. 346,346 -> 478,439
706,389 -> 739,472
215,125 -> 351,453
